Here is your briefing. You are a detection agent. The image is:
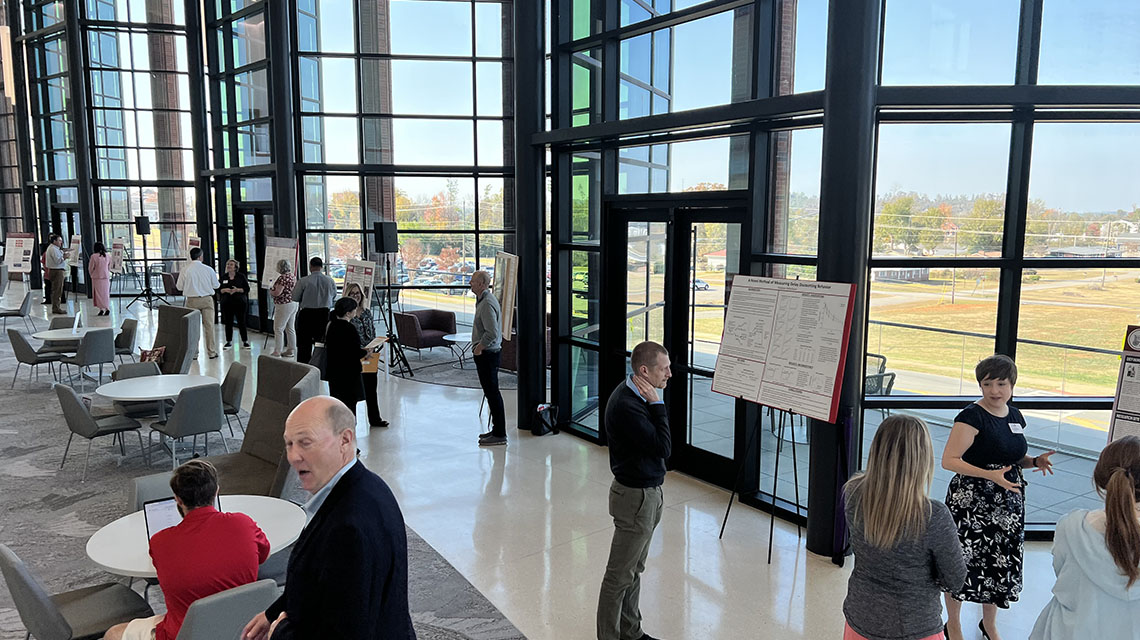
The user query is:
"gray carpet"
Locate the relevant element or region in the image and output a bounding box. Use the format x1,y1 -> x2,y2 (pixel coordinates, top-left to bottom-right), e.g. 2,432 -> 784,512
394,346 -> 519,390
0,330 -> 524,640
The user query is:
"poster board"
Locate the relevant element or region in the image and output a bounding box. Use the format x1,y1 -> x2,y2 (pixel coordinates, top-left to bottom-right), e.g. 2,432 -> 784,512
493,251 -> 519,340
344,259 -> 377,303
262,237 -> 297,289
5,233 -> 35,273
109,238 -> 126,274
66,234 -> 82,267
183,236 -> 201,270
1109,325 -> 1140,442
711,275 -> 856,423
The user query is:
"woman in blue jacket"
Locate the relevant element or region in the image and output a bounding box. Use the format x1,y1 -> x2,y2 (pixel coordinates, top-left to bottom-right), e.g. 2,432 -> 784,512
1031,435 -> 1140,638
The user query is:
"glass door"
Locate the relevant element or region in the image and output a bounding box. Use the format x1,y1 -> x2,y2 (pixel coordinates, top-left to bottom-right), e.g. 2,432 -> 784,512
232,207 -> 269,331
600,204 -> 746,488
50,206 -> 87,295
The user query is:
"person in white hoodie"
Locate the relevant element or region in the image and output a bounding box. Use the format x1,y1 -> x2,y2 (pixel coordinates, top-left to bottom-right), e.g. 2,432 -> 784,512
1031,435 -> 1140,639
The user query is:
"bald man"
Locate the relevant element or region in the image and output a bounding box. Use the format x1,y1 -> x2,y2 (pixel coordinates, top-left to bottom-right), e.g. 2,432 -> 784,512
242,397 -> 414,640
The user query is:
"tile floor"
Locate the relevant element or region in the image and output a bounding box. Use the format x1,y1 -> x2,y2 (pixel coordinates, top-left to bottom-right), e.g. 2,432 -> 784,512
7,283 -> 1067,639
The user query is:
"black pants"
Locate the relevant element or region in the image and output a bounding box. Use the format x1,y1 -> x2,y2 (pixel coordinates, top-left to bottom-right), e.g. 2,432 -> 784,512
328,374 -> 363,416
296,307 -> 328,365
474,349 -> 506,437
362,371 -> 383,425
221,297 -> 248,343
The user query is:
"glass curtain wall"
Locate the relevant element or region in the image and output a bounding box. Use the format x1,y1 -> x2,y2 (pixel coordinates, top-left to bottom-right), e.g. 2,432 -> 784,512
84,0 -> 196,286
0,7 -> 28,239
865,0 -> 1140,529
549,0 -> 826,513
295,0 -> 514,329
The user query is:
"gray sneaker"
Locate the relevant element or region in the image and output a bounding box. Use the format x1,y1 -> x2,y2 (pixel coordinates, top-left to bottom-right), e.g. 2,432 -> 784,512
479,436 -> 507,446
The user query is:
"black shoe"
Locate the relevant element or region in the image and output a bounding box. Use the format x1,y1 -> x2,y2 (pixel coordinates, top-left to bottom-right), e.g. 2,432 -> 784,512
478,431 -> 495,440
978,620 -> 991,640
242,342 -> 251,349
479,436 -> 507,446
637,634 -> 661,640
370,420 -> 389,428
223,342 -> 233,348
208,354 -> 218,359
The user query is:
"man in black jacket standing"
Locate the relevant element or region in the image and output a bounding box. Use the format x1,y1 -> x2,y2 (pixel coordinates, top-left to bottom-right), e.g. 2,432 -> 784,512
242,396 -> 415,640
597,341 -> 672,640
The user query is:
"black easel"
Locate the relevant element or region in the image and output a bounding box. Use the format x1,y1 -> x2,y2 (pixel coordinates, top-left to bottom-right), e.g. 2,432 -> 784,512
383,254 -> 412,376
126,233 -> 165,309
719,405 -> 804,564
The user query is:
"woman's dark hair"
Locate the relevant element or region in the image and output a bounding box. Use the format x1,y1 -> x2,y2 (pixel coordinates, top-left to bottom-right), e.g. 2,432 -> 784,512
92,242 -> 106,257
975,354 -> 1017,386
1095,436 -> 1140,587
332,296 -> 358,318
169,459 -> 219,510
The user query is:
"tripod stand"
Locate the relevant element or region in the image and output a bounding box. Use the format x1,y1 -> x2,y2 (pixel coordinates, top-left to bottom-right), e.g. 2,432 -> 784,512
383,254 -> 412,376
126,234 -> 166,309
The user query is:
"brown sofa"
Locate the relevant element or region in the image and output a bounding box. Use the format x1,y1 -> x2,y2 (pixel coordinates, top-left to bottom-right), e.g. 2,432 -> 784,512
394,309 -> 456,356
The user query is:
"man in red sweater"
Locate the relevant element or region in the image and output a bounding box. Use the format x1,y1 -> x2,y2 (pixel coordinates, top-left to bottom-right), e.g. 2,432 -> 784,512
105,460 -> 270,640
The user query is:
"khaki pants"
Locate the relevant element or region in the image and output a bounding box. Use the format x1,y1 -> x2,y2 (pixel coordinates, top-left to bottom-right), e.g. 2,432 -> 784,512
597,480 -> 663,640
49,268 -> 66,313
185,295 -> 217,357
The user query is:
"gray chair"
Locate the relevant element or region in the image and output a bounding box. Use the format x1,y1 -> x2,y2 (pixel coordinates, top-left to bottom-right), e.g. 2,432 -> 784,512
174,579 -> 278,640
150,383 -> 229,469
9,329 -> 60,389
37,316 -> 82,355
161,271 -> 183,305
56,384 -> 147,482
221,361 -> 248,436
0,291 -> 36,332
202,355 -> 320,496
152,305 -> 200,374
114,317 -> 138,364
60,328 -> 115,392
0,544 -> 154,640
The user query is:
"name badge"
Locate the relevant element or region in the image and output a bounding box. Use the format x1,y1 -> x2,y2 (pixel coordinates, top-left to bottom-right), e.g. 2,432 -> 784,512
1009,422 -> 1024,434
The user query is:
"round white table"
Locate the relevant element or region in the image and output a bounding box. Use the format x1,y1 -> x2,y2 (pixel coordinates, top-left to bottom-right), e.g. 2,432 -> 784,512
96,374 -> 217,421
443,333 -> 472,369
86,495 -> 306,578
32,327 -> 120,341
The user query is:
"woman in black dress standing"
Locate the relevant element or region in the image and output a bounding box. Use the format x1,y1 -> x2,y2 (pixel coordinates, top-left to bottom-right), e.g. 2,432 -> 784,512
219,259 -> 251,349
345,282 -> 387,428
324,296 -> 367,416
941,355 -> 1055,640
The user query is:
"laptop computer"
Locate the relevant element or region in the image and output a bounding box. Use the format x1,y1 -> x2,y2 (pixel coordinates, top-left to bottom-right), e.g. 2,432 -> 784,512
142,495 -> 222,540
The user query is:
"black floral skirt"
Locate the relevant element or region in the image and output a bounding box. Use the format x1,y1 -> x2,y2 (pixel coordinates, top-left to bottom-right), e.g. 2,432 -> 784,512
944,466 -> 1025,608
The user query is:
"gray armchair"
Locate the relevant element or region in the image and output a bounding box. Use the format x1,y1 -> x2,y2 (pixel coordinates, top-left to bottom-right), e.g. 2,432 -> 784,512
114,317 -> 138,363
152,305 -> 200,374
174,580 -> 279,640
394,309 -> 456,357
202,355 -> 321,496
9,328 -> 60,389
150,383 -> 229,469
0,544 -> 153,640
56,384 -> 147,482
221,361 -> 248,436
37,316 -> 82,355
60,328 -> 115,392
0,291 -> 36,332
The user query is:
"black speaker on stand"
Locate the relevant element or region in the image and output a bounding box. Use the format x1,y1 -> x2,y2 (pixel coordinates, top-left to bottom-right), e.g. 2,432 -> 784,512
126,215 -> 167,309
374,221 -> 411,376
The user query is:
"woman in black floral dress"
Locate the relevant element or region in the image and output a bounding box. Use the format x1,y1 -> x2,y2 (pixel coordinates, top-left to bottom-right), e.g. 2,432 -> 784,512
941,355 -> 1054,640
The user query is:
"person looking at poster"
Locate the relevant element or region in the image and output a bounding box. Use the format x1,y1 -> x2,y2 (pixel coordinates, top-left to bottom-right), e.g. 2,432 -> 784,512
470,270 -> 506,446
45,234 -> 67,314
88,242 -> 112,316
842,415 -> 965,640
292,257 -> 336,365
270,259 -> 297,357
941,355 -> 1055,640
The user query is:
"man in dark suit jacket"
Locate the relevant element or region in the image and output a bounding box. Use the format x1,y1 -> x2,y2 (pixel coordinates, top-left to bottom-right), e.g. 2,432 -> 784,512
242,396 -> 415,640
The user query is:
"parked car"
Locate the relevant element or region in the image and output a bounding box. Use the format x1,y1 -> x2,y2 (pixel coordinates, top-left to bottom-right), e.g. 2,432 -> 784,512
413,276 -> 443,286
692,279 -> 711,291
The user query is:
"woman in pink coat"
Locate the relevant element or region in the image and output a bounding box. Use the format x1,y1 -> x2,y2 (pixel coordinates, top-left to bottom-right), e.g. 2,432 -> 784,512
88,242 -> 112,315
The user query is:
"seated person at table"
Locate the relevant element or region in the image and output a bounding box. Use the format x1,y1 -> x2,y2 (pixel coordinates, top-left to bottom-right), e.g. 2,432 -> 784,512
105,460 -> 270,640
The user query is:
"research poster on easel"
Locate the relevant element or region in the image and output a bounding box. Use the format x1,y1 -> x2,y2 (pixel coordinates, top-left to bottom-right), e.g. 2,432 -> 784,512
1109,325 -> 1140,443
5,233 -> 35,273
67,234 -> 82,267
711,275 -> 856,423
344,259 -> 377,303
261,237 -> 297,289
493,251 -> 519,340
110,238 -> 126,274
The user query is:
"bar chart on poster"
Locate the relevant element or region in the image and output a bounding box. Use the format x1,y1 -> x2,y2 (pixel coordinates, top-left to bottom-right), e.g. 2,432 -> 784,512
711,275 -> 856,423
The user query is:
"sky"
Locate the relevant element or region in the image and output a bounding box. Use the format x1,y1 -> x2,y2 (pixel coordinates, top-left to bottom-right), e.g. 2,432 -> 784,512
300,0 -> 1140,213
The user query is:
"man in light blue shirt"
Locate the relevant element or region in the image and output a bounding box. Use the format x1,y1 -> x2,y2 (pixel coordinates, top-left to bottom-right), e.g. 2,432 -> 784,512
45,234 -> 67,314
